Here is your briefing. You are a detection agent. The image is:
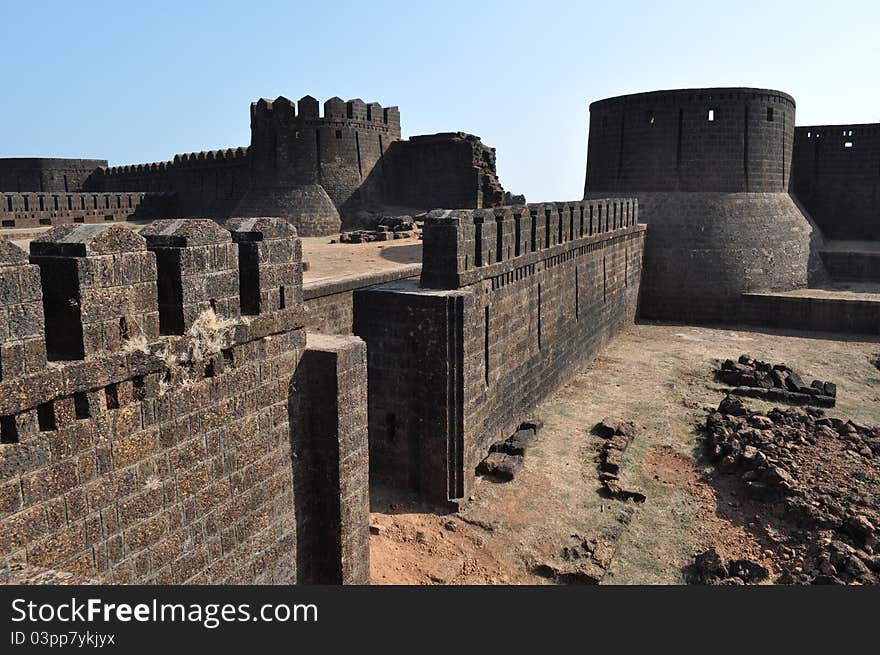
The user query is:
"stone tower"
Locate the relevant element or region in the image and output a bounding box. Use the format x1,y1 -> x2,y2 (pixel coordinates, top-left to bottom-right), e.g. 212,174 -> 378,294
584,87 -> 823,323
233,95 -> 401,235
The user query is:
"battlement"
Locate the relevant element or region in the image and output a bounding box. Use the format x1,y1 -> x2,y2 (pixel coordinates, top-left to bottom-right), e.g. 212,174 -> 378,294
100,147 -> 250,177
0,191 -> 172,229
0,217 -> 302,416
420,199 -> 641,289
249,95 -> 401,133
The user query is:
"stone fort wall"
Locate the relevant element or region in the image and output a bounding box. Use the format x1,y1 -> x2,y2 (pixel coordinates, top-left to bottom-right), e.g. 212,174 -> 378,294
354,200 -> 644,505
0,218 -> 369,584
792,123 -> 880,240
0,191 -> 173,230
584,87 -> 818,325
94,148 -> 250,221
0,159 -> 107,194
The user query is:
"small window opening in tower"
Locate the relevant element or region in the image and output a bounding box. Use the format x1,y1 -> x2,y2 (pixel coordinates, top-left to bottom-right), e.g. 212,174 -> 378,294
807,131 -> 811,138
707,109 -> 715,122
845,142 -> 853,148
646,111 -> 655,124
767,107 -> 774,121
335,130 -> 342,139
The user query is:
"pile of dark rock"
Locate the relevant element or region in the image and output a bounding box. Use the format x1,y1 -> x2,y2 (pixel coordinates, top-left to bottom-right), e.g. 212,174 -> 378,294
337,215 -> 421,243
685,548 -> 769,585
476,419 -> 542,482
716,354 -> 836,407
704,395 -> 880,584
593,418 -> 646,503
532,511 -> 633,585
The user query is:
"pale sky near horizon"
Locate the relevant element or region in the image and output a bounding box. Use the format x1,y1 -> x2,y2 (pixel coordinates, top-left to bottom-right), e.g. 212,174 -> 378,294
2,0 -> 877,201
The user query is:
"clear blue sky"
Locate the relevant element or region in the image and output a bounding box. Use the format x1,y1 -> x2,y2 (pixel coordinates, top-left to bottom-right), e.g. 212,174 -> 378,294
2,0 -> 877,201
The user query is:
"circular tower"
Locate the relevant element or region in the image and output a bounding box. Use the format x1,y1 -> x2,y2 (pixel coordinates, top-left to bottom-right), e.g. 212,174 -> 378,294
233,95 -> 401,236
584,87 -> 823,323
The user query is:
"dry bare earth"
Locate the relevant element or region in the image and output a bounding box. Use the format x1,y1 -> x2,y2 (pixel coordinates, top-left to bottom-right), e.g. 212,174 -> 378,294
369,323 -> 880,584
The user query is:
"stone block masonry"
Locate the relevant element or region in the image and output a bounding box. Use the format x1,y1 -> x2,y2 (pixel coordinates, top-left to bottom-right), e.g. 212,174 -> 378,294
792,123 -> 880,240
354,199 -> 645,505
584,87 -> 821,325
0,191 -> 172,230
0,218 -> 370,584
290,334 -> 369,584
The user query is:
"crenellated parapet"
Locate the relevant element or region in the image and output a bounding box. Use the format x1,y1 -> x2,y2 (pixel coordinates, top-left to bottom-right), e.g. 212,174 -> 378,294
420,199 -> 641,289
0,216 -> 302,400
226,217 -> 302,316
0,241 -> 46,381
0,216 -> 362,586
0,192 -> 171,229
140,219 -> 240,334
99,147 -> 250,179
249,95 -> 401,136
30,225 -> 159,360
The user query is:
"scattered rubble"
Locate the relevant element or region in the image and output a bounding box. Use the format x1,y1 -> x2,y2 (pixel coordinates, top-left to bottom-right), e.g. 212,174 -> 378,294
871,354 -> 880,371
476,420 -> 542,482
716,354 -> 836,407
685,547 -> 769,585
336,214 -> 422,243
703,395 -> 880,584
593,418 -> 646,503
532,510 -> 633,584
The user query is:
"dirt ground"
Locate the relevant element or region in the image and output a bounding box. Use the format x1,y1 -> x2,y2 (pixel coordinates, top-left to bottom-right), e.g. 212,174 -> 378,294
369,322 -> 880,585
300,235 -> 421,285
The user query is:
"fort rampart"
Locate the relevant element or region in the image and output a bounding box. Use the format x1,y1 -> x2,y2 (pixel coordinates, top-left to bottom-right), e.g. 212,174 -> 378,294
792,123 -> 880,240
353,199 -> 644,505
0,218 -> 369,584
0,191 -> 172,229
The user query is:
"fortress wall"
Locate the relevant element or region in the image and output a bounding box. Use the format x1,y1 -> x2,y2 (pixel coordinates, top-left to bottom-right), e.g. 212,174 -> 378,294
0,191 -> 173,229
302,265 -> 421,335
0,192 -> 176,228
0,159 -> 108,194
0,218 -> 369,584
354,200 -> 644,505
95,148 -> 250,220
289,333 -> 369,584
792,124 -> 880,240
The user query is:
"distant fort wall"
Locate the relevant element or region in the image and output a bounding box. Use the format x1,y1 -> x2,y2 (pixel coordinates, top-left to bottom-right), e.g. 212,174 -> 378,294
792,123 -> 880,240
